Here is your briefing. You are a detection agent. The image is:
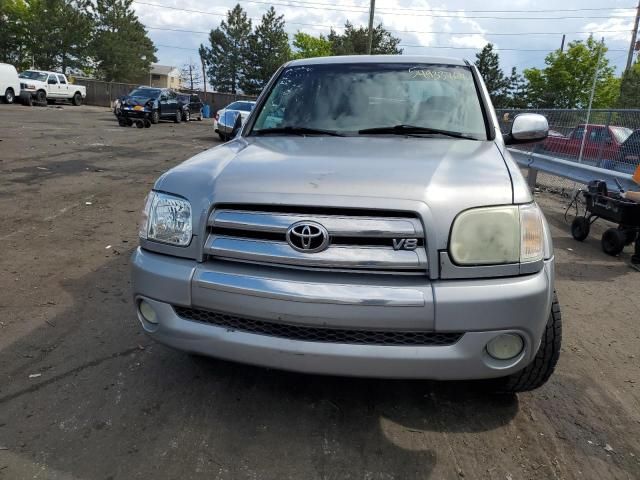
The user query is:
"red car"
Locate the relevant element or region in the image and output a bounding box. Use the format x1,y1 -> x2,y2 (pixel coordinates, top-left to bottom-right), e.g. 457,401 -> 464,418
541,124 -> 632,162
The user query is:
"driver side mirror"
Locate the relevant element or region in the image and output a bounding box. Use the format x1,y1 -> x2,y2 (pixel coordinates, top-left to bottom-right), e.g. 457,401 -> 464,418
503,113 -> 548,145
230,112 -> 243,138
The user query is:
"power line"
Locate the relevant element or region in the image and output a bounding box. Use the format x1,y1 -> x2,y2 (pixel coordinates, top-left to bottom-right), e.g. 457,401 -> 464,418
134,1 -> 635,20
156,43 -> 628,53
147,25 -> 633,37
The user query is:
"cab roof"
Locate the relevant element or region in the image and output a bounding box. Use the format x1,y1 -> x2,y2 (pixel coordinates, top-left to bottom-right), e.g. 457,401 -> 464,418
286,55 -> 469,67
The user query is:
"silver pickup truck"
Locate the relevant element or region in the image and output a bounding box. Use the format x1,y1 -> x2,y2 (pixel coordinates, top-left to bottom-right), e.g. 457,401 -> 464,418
132,55 -> 560,393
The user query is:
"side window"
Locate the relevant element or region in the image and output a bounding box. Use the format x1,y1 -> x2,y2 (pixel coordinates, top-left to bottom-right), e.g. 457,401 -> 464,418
47,75 -> 58,85
57,75 -> 66,84
590,128 -> 610,143
573,126 -> 585,140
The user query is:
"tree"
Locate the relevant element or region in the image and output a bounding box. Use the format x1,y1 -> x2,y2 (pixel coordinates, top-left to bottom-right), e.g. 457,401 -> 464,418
505,67 -> 528,108
618,62 -> 640,108
291,32 -> 332,59
523,37 -> 617,109
328,22 -> 402,55
475,44 -> 509,108
180,60 -> 203,90
199,4 -> 251,94
0,0 -> 31,69
19,0 -> 93,73
92,0 -> 156,82
241,6 -> 289,95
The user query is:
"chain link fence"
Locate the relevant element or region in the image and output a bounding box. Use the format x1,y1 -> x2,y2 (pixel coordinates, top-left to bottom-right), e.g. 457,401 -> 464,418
496,109 -> 640,193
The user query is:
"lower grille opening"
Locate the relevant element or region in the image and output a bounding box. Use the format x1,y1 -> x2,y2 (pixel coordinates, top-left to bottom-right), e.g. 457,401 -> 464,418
174,306 -> 463,347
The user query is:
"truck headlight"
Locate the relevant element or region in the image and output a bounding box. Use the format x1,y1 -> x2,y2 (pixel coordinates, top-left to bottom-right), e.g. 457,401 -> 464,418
450,203 -> 544,265
139,191 -> 192,246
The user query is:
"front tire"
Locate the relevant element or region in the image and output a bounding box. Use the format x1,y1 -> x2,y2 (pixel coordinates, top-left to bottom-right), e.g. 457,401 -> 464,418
150,110 -> 160,124
571,216 -> 590,241
174,109 -> 182,123
494,293 -> 562,393
4,88 -> 15,104
602,228 -> 626,256
183,109 -> 190,122
35,90 -> 46,105
72,92 -> 82,106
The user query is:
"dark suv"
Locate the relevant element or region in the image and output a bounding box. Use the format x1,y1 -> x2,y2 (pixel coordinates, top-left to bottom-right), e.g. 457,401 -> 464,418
115,87 -> 183,125
177,94 -> 204,122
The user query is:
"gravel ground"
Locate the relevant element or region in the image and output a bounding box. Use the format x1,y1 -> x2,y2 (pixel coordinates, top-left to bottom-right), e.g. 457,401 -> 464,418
0,104 -> 639,480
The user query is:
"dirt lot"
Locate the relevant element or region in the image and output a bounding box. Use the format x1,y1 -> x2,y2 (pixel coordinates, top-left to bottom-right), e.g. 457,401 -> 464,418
0,104 -> 639,480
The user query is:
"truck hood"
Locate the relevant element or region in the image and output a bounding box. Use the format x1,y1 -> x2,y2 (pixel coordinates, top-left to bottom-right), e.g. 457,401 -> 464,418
158,136 -> 517,249
121,95 -> 156,107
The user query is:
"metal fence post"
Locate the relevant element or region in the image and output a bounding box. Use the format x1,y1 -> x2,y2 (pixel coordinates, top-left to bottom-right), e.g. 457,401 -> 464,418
527,167 -> 539,191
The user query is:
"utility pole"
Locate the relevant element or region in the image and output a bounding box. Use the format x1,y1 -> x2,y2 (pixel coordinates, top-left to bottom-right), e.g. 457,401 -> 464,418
626,0 -> 640,72
577,37 -> 604,165
201,57 -> 207,95
366,0 -> 375,55
560,34 -> 565,53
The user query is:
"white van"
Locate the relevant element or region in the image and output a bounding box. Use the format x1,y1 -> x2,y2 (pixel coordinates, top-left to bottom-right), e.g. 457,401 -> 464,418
0,63 -> 20,104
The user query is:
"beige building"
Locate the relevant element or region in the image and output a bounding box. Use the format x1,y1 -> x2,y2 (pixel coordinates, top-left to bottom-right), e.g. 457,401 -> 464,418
138,64 -> 180,89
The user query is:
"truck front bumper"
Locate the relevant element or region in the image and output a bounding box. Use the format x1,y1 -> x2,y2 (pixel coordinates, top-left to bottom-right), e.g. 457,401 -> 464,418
131,248 -> 554,380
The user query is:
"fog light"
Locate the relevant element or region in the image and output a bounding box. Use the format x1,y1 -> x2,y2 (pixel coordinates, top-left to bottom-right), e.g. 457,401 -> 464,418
486,334 -> 523,360
139,300 -> 157,324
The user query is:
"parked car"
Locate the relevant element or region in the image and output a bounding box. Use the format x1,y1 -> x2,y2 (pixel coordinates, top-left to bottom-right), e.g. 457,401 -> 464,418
0,63 -> 20,104
132,56 -> 560,393
214,100 -> 256,140
115,87 -> 182,125
177,93 -> 204,122
18,70 -> 86,105
541,123 -> 632,163
614,129 -> 640,168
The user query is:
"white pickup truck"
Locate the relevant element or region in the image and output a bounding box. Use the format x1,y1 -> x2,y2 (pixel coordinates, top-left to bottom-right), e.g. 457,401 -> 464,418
19,70 -> 86,106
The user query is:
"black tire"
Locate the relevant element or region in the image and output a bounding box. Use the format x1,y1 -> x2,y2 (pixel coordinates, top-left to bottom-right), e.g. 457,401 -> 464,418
135,120 -> 144,129
602,228 -> 626,256
197,110 -> 203,121
571,216 -> 590,241
4,88 -> 15,104
150,110 -> 160,124
494,293 -> 562,393
183,110 -> 190,122
144,119 -> 151,128
174,109 -> 182,123
218,133 -> 226,142
24,94 -> 33,106
35,90 -> 46,105
72,92 -> 82,106
118,117 -> 128,127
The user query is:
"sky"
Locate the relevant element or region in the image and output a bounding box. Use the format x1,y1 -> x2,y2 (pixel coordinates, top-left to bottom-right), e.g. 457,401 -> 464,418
132,0 -> 638,82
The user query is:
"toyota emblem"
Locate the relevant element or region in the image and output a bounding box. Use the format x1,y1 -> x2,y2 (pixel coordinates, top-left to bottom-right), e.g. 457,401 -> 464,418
286,221 -> 330,253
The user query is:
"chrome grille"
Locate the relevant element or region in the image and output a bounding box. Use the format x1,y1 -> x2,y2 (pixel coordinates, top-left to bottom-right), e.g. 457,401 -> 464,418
205,206 -> 427,273
174,306 -> 460,346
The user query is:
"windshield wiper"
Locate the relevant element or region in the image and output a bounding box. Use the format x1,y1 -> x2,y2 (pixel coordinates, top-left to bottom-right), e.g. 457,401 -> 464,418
358,125 -> 477,140
253,126 -> 345,137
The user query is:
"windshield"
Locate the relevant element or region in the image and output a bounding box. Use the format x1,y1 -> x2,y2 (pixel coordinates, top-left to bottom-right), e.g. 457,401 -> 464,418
178,94 -> 189,103
611,126 -> 633,144
251,63 -> 487,138
19,71 -> 48,82
128,88 -> 161,98
228,101 -> 254,112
